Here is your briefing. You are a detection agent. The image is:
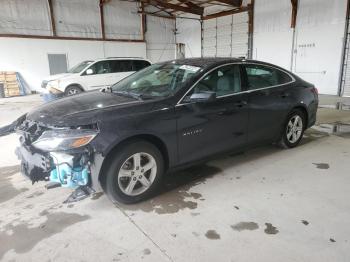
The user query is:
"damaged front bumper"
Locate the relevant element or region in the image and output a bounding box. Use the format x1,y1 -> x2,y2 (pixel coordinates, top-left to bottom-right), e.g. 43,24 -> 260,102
15,145 -> 51,183
15,119 -> 104,202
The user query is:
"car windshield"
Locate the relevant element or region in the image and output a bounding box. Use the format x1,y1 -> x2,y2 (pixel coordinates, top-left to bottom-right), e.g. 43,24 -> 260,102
110,63 -> 203,99
68,61 -> 93,73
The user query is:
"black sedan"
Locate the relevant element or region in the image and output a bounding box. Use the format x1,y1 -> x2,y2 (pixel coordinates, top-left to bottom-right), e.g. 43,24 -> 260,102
13,58 -> 318,204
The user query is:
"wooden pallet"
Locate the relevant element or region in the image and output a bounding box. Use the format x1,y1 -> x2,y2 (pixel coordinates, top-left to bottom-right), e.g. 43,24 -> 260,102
0,71 -> 21,97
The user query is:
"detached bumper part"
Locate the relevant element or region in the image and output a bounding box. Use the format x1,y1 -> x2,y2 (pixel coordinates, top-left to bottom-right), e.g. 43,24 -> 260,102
49,152 -> 89,188
49,152 -> 95,203
64,186 -> 95,203
0,114 -> 26,137
15,146 -> 50,183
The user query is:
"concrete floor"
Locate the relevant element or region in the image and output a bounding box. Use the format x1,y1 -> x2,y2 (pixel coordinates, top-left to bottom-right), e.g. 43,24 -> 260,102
0,94 -> 350,262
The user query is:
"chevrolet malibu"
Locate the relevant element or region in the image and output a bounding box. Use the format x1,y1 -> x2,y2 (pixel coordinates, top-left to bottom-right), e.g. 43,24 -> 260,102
11,58 -> 318,204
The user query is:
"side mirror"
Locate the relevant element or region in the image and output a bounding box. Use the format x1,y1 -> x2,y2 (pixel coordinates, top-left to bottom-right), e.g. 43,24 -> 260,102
189,91 -> 216,103
85,69 -> 94,75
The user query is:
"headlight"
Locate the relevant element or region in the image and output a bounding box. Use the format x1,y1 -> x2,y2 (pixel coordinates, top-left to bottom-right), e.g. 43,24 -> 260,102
32,129 -> 98,151
47,80 -> 63,94
48,86 -> 63,94
47,80 -> 60,89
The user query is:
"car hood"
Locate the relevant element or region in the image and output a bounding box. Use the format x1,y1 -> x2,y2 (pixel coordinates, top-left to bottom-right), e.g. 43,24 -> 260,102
43,73 -> 75,82
27,91 -> 143,126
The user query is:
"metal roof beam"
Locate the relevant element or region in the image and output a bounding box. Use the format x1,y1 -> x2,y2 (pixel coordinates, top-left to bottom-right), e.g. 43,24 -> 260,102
142,0 -> 204,15
214,0 -> 242,7
202,5 -> 249,20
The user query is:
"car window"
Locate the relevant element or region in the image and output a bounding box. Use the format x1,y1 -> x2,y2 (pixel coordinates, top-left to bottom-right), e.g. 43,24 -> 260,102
133,60 -> 151,71
111,63 -> 202,98
85,61 -> 111,75
245,64 -> 292,90
68,61 -> 93,73
109,60 -> 133,73
189,64 -> 241,98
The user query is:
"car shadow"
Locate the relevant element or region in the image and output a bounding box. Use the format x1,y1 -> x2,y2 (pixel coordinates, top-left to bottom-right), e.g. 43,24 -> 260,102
117,164 -> 222,214
118,130 -> 328,213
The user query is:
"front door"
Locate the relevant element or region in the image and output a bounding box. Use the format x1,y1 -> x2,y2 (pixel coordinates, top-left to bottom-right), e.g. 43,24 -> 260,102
80,60 -> 114,90
176,64 -> 249,164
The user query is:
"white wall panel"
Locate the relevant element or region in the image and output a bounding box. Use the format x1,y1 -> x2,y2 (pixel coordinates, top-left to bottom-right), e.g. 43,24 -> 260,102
217,16 -> 233,57
0,38 -> 146,91
203,18 -> 217,56
53,0 -> 101,38
253,0 -> 293,69
104,1 -> 142,40
146,16 -> 176,62
0,0 -> 142,40
232,12 -> 249,57
254,0 -> 347,95
176,16 -> 201,58
294,0 -> 347,95
0,0 -> 51,35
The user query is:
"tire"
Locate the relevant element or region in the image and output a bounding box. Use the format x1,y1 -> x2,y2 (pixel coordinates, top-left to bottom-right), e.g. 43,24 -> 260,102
104,140 -> 164,204
65,85 -> 83,96
279,109 -> 306,149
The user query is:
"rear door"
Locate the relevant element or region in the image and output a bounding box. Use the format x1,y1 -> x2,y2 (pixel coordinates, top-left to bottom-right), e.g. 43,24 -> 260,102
176,64 -> 249,164
242,64 -> 295,145
132,60 -> 151,71
109,60 -> 134,85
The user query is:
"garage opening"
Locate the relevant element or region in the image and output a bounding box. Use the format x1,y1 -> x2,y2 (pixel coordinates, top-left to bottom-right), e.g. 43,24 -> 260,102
202,11 -> 250,58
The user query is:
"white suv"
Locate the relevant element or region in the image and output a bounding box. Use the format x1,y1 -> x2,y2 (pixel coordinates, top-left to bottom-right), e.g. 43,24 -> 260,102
42,57 -> 151,96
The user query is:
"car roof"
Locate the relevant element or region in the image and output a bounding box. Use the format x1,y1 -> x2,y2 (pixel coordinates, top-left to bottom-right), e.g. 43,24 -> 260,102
163,57 -> 244,68
161,57 -> 292,72
97,57 -> 150,61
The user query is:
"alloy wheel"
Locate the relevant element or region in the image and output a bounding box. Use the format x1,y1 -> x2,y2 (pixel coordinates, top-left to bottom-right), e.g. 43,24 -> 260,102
67,88 -> 79,95
286,115 -> 303,143
117,152 -> 157,196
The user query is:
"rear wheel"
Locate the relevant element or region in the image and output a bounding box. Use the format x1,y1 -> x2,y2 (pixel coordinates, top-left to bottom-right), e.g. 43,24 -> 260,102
104,141 -> 164,204
65,85 -> 83,96
279,109 -> 305,148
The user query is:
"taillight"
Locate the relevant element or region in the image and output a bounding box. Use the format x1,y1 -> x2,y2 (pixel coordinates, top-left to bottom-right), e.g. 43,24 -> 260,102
311,87 -> 318,95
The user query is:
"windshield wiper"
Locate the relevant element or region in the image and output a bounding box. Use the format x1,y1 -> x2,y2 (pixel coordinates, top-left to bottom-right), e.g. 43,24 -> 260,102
113,91 -> 142,101
113,91 -> 155,101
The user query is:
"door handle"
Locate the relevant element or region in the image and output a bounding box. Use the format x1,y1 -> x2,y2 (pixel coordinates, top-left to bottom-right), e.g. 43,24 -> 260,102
234,101 -> 248,107
217,101 -> 247,115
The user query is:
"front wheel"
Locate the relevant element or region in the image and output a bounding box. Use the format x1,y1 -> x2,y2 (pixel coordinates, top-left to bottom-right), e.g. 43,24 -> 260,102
65,85 -> 83,96
104,141 -> 164,204
279,109 -> 305,148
